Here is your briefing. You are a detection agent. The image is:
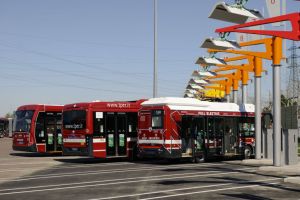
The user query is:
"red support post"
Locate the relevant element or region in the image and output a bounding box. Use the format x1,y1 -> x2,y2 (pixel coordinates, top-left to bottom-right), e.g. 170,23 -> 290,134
216,12 -> 300,41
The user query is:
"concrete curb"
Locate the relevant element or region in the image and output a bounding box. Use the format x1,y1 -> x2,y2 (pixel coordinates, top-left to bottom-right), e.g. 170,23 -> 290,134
284,177 -> 300,185
224,158 -> 300,185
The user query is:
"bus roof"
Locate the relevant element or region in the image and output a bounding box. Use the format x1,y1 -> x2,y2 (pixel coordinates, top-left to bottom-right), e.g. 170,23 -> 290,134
141,97 -> 255,113
63,99 -> 147,111
17,104 -> 63,112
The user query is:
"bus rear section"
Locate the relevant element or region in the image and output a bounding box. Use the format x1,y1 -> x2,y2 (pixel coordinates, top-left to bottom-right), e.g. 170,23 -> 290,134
12,105 -> 63,153
0,118 -> 9,138
138,97 -> 255,162
62,100 -> 145,159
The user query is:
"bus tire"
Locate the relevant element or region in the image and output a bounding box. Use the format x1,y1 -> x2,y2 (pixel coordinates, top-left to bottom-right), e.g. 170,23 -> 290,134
194,154 -> 205,163
244,146 -> 252,159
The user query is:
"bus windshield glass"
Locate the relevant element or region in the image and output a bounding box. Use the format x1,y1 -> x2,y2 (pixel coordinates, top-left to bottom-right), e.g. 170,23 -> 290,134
13,110 -> 34,132
63,110 -> 86,130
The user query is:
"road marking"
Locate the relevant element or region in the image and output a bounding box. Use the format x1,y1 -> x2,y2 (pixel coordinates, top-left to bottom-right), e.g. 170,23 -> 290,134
0,161 -> 60,166
0,170 -> 223,192
0,161 -> 135,173
0,162 -> 225,182
88,178 -> 282,200
139,182 -> 281,200
0,168 -> 256,196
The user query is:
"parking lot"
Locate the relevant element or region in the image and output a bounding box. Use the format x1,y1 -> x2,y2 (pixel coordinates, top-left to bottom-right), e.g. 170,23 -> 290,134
0,138 -> 299,200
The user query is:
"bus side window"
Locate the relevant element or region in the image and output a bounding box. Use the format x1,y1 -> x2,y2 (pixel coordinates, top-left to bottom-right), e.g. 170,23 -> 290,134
151,110 -> 163,129
127,113 -> 137,137
35,112 -> 45,143
94,112 -> 105,136
207,117 -> 214,146
215,117 -> 224,138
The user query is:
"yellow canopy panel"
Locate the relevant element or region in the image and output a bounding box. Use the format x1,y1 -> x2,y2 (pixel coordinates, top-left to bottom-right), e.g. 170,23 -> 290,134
203,89 -> 225,98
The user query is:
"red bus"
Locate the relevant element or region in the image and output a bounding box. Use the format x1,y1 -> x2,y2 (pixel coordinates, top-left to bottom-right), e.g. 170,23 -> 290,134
12,104 -> 63,153
62,100 -> 146,159
138,97 -> 255,162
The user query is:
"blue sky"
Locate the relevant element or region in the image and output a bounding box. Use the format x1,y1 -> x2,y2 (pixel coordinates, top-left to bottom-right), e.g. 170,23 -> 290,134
0,0 -> 299,116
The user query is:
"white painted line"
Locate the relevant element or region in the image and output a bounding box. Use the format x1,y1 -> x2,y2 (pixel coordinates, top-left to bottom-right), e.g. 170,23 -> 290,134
0,162 -> 59,166
0,170 -> 223,193
0,169 -> 225,191
139,182 -> 280,200
0,162 -> 134,173
0,168 -> 257,196
88,178 -> 282,200
0,162 -> 226,182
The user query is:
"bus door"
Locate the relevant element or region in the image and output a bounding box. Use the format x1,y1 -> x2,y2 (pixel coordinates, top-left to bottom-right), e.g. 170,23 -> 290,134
207,117 -> 224,156
35,112 -> 46,147
45,112 -> 62,152
191,117 -> 205,156
106,113 -> 127,157
223,117 -> 238,155
180,116 -> 192,154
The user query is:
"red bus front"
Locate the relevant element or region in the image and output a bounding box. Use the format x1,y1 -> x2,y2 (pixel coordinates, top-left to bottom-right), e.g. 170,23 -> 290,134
12,105 -> 63,153
62,107 -> 89,156
62,100 -> 144,159
12,109 -> 35,152
138,107 -> 183,159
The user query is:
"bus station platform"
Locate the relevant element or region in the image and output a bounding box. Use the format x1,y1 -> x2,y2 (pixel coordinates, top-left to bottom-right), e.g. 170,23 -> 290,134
225,158 -> 300,185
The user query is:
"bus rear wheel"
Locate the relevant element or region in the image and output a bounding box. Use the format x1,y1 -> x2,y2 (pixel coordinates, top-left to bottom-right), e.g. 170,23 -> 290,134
244,146 -> 252,159
192,155 -> 205,163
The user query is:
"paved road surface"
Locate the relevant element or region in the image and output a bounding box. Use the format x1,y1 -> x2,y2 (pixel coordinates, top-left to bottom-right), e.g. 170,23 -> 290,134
0,138 -> 299,199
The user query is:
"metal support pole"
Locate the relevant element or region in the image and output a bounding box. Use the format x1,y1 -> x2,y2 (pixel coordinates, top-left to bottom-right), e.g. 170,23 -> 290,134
153,0 -> 158,98
255,76 -> 262,159
226,94 -> 230,103
233,90 -> 238,104
273,64 -> 282,166
242,84 -> 247,104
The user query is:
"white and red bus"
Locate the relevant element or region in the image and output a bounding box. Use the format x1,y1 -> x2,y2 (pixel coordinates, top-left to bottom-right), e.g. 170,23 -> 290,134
13,104 -> 63,153
138,97 -> 255,162
62,100 -> 146,159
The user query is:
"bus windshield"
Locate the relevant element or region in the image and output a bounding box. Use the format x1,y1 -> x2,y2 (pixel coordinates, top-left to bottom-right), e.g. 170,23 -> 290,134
13,110 -> 34,132
63,110 -> 86,130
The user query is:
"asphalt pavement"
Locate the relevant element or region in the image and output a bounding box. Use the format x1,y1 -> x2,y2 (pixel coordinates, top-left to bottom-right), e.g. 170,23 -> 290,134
0,138 -> 299,200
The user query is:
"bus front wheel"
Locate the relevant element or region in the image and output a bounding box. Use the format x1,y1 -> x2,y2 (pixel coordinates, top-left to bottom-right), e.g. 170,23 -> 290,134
244,146 -> 252,159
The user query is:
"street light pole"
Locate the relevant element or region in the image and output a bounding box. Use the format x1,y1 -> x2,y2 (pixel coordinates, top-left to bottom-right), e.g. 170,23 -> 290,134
153,0 -> 158,98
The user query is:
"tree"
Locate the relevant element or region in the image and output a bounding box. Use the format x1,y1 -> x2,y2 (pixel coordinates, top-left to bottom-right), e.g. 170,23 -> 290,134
5,112 -> 13,118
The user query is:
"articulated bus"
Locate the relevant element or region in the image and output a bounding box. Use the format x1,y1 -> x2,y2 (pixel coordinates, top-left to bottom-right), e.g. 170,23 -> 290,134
138,97 -> 255,162
62,100 -> 146,159
0,118 -> 8,138
12,104 -> 63,153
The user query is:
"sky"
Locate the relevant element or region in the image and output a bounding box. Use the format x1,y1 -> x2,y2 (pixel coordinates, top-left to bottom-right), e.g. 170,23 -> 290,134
0,0 -> 299,116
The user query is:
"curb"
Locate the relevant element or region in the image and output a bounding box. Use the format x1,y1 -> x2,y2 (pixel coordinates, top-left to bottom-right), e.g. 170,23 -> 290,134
284,177 -> 300,185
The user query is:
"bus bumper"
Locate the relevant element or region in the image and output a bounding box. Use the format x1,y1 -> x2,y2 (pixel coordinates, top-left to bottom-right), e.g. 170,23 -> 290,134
62,147 -> 89,156
138,147 -> 181,159
12,144 -> 36,152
